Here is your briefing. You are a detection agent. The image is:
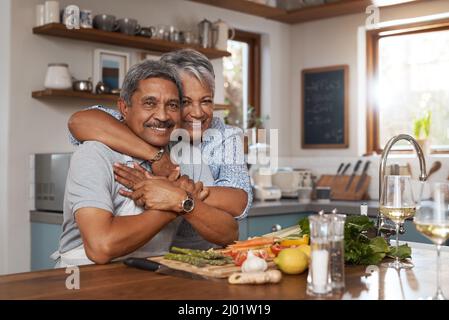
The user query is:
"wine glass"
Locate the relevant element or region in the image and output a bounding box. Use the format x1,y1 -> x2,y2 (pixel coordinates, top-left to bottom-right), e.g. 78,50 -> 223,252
414,182 -> 449,300
380,175 -> 416,269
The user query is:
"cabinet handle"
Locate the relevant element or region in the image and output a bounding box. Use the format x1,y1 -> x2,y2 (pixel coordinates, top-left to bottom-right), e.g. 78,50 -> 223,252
271,224 -> 282,232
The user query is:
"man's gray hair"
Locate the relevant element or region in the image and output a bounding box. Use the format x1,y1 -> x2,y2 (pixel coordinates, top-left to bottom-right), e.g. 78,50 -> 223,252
120,60 -> 183,106
160,49 -> 215,97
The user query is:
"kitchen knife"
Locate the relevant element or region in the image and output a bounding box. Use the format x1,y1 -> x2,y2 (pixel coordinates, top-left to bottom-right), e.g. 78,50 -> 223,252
340,163 -> 351,176
345,160 -> 362,191
427,161 -> 442,179
123,257 -> 212,281
355,160 -> 371,193
330,163 -> 345,186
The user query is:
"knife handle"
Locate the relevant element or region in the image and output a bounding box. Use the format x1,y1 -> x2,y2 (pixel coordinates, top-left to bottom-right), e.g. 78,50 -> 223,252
124,257 -> 160,271
361,160 -> 371,174
336,163 -> 344,175
341,163 -> 351,175
353,160 -> 362,173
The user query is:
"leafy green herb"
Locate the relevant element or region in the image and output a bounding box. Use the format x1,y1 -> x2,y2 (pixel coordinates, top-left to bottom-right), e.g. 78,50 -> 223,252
297,215 -> 413,265
388,244 -> 412,260
298,217 -> 310,236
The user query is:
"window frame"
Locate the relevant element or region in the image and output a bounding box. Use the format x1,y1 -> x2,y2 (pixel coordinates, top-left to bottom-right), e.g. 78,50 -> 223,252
231,29 -> 262,119
366,18 -> 449,154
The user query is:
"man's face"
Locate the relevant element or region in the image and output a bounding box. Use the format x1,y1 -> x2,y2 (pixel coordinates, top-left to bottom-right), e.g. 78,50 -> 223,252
119,78 -> 181,147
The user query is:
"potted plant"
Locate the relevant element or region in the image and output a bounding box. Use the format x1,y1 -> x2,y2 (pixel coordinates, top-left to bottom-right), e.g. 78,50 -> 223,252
246,106 -> 269,145
413,111 -> 431,154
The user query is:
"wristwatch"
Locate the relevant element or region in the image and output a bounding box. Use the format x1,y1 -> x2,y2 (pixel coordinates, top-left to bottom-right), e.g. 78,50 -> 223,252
181,192 -> 195,214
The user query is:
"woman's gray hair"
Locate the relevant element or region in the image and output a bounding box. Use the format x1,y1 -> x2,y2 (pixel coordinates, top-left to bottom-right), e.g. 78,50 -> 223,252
120,60 -> 183,106
160,49 -> 215,97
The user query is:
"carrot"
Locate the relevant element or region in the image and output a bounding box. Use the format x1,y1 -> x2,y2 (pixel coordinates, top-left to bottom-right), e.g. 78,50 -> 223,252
227,237 -> 277,249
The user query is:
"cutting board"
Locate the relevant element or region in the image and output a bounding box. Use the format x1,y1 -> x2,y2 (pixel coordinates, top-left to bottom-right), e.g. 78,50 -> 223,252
148,256 -> 277,279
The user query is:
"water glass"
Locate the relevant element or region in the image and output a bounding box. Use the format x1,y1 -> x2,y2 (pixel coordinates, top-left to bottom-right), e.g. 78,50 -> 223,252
414,182 -> 449,300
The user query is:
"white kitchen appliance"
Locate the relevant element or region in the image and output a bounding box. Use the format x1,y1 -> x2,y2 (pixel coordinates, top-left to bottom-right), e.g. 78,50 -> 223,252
252,168 -> 282,201
272,168 -> 313,198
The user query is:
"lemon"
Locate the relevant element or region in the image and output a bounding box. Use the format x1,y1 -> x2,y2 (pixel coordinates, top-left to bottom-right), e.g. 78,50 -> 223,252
274,248 -> 308,275
297,245 -> 311,259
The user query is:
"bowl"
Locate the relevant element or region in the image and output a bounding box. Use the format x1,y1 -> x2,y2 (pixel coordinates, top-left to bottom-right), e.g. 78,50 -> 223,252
72,80 -> 93,92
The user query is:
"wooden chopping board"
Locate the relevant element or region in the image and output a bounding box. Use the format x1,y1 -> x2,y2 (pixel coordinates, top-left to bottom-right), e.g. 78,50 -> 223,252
148,256 -> 277,279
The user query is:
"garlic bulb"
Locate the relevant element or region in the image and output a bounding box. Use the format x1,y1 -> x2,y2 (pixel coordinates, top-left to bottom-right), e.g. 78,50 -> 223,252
241,250 -> 268,273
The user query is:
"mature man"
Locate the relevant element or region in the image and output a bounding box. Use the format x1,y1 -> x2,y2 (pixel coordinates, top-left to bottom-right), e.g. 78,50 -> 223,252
57,60 -> 238,266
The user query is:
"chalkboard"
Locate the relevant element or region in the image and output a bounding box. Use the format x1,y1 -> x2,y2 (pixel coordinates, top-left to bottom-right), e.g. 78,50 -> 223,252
301,65 -> 348,149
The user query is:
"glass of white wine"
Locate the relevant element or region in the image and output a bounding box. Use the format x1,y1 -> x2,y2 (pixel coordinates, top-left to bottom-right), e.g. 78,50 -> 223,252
414,182 -> 449,300
379,175 -> 416,269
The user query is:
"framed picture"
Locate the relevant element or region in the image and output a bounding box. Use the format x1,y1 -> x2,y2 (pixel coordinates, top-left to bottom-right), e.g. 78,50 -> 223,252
301,65 -> 349,149
93,49 -> 130,91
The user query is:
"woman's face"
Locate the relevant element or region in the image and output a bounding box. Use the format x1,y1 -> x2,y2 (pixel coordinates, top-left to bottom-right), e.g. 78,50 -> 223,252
180,72 -> 214,138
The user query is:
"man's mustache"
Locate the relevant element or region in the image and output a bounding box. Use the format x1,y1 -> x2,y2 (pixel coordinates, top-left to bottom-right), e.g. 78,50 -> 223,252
144,120 -> 175,129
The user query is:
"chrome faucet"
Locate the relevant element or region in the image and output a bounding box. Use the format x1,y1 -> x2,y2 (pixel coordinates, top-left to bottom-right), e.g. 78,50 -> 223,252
377,134 -> 427,239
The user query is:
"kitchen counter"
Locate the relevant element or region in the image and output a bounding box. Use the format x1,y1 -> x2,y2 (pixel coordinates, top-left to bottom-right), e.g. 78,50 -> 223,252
30,199 -> 380,225
250,199 -> 379,217
1,242 -> 448,300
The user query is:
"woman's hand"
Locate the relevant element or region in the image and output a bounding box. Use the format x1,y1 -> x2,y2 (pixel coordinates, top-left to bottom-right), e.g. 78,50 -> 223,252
151,152 -> 180,178
113,162 -> 150,190
113,162 -> 180,190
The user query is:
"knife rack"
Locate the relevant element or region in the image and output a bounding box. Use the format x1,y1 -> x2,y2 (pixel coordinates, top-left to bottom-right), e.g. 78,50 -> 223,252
316,174 -> 371,201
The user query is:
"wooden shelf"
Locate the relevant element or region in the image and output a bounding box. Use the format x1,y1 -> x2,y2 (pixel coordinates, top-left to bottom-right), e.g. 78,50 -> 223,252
189,0 -> 425,24
189,0 -> 286,18
32,89 -> 232,111
272,0 -> 371,24
32,23 -> 231,60
32,89 -> 119,102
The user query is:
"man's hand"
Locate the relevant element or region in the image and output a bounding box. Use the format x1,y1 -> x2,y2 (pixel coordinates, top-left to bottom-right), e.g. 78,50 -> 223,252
171,175 -> 209,200
119,177 -> 187,213
150,152 -> 180,178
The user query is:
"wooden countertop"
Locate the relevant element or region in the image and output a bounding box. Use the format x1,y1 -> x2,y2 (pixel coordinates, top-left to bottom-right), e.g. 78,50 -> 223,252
1,244 -> 448,300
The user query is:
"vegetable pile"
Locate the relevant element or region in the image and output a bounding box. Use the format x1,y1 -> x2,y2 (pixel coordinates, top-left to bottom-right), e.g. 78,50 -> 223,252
298,215 -> 412,265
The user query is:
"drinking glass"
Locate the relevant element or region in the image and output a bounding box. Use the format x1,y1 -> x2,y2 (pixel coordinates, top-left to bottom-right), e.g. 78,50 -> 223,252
414,182 -> 449,300
380,175 -> 416,269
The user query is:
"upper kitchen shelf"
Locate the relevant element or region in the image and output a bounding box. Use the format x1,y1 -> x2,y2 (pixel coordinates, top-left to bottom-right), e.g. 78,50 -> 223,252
188,0 -> 423,24
31,89 -> 232,111
32,23 -> 231,60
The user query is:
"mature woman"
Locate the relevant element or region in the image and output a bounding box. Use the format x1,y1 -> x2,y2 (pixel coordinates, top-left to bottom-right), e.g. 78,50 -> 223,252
68,49 -> 252,249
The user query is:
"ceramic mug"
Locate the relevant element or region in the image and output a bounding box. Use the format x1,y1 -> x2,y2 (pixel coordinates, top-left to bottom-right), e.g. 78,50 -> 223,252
44,1 -> 60,24
93,14 -> 116,32
80,9 -> 93,28
115,18 -> 141,35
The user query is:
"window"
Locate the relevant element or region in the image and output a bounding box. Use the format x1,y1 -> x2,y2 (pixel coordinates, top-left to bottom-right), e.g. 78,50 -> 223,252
366,19 -> 449,153
223,30 -> 261,130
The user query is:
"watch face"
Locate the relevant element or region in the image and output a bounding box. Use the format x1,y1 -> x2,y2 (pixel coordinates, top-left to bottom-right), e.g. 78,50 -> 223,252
183,198 -> 194,213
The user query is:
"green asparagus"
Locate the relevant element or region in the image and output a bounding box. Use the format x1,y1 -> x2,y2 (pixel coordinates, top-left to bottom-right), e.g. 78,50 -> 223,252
170,246 -> 226,260
164,253 -> 207,267
164,253 -> 230,267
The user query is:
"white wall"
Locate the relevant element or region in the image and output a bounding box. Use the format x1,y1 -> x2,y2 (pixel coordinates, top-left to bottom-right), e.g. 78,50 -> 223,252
4,0 -> 290,273
0,0 -> 12,276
